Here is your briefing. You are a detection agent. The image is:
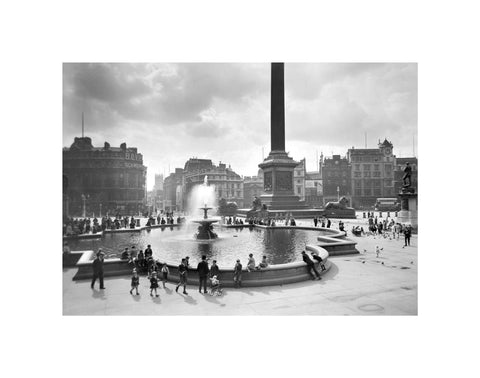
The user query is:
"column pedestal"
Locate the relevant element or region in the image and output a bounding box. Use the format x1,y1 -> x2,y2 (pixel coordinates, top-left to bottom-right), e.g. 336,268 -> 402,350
397,190 -> 418,231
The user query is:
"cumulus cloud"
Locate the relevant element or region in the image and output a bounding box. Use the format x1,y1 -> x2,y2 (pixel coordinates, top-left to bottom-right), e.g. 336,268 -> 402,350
63,62 -> 417,187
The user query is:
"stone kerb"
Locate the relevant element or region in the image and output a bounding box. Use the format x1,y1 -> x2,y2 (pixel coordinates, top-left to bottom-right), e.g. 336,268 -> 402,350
317,235 -> 359,256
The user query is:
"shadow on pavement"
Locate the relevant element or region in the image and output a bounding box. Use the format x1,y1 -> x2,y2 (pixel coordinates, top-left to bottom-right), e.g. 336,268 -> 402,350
91,289 -> 106,300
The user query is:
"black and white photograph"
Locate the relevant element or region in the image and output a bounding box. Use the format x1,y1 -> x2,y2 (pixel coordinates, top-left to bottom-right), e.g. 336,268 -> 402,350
62,62 -> 418,316
4,1 -> 480,378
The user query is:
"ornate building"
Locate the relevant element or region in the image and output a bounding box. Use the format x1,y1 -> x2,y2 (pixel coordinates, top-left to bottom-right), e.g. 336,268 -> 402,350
243,171 -> 264,209
183,158 -> 244,209
163,168 -> 184,212
322,155 -> 352,205
347,138 -> 396,209
63,137 -> 146,217
294,158 -> 306,201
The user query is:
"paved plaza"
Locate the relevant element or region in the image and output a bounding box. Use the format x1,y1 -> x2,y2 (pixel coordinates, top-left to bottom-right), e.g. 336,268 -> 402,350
63,218 -> 417,315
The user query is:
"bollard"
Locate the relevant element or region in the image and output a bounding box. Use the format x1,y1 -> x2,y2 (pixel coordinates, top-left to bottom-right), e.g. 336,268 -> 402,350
379,212 -> 382,218
136,218 -> 140,227
363,212 -> 366,218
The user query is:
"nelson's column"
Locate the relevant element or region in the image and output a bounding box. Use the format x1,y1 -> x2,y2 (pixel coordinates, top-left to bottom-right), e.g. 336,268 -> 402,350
258,63 -> 308,211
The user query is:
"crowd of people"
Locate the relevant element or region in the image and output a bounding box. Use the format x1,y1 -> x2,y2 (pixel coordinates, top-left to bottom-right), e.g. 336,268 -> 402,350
244,216 -> 297,226
89,246 -> 327,296
63,212 -> 186,236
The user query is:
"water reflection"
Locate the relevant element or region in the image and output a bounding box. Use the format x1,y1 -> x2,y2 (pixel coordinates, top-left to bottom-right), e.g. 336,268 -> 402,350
69,227 -> 324,266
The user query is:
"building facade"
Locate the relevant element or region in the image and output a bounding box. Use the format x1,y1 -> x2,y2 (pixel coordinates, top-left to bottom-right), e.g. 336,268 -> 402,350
243,173 -> 264,209
294,158 -> 306,201
63,137 -> 146,217
322,154 -> 352,205
183,158 -> 244,210
163,168 -> 183,212
153,173 -> 164,212
347,139 -> 396,209
305,171 -> 323,208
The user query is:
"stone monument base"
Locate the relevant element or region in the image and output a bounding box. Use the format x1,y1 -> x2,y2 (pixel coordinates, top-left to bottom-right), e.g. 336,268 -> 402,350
397,191 -> 418,232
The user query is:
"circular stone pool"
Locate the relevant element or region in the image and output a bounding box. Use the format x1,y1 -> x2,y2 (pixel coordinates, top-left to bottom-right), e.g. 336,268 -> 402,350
68,224 -> 333,267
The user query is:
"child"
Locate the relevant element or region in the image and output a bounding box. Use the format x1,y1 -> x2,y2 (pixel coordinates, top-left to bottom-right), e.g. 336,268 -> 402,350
233,259 -> 242,288
209,275 -> 221,296
130,269 -> 140,295
161,263 -> 169,288
375,245 -> 383,258
150,272 -> 159,297
311,251 -> 326,271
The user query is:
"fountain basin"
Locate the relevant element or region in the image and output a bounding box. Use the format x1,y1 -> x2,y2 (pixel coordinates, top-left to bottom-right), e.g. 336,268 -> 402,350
71,245 -> 330,287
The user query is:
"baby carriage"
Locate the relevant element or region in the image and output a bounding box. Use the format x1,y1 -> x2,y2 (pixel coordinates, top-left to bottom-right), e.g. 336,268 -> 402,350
208,275 -> 223,296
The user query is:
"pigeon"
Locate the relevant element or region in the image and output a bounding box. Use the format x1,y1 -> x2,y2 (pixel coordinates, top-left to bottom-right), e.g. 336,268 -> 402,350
362,261 -> 365,264
381,262 -> 384,265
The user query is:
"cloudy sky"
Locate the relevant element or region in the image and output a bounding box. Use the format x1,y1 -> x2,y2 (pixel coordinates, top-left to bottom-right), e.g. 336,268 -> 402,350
63,63 -> 417,190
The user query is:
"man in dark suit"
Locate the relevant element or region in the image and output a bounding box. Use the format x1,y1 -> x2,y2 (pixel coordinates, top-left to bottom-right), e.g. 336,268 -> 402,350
91,250 -> 106,289
301,251 -> 321,280
197,255 -> 210,294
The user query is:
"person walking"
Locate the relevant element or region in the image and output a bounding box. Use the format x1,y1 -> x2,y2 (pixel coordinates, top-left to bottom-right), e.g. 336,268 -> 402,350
326,218 -> 331,228
150,272 -> 159,297
197,255 -> 210,294
301,251 -> 321,280
233,259 -> 242,288
404,225 -> 412,246
176,258 -> 188,295
161,263 -> 169,288
91,249 -> 106,289
313,217 -> 318,227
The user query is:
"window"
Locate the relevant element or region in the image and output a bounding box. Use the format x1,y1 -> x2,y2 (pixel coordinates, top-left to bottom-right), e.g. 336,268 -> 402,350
354,172 -> 361,178
385,179 -> 392,186
374,188 -> 381,196
373,171 -> 381,177
364,171 -> 371,177
374,164 -> 379,171
297,187 -> 301,194
355,164 -> 360,170
364,164 -> 371,171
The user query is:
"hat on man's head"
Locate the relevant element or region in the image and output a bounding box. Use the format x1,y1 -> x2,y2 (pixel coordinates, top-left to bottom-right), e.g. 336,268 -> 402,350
202,255 -> 207,260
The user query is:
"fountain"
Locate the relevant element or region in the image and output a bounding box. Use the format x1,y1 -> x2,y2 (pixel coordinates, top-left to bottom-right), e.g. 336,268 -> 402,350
193,203 -> 218,240
188,176 -> 218,240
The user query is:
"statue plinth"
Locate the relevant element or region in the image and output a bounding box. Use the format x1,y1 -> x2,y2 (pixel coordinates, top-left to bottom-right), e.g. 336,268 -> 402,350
259,151 -> 306,210
397,189 -> 418,232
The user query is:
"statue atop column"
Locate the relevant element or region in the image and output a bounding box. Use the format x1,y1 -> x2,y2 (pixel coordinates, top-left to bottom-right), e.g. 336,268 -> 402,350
401,162 -> 414,194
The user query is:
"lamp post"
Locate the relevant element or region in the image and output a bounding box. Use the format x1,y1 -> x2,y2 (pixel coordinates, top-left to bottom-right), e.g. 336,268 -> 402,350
99,203 -> 102,218
337,186 -> 340,201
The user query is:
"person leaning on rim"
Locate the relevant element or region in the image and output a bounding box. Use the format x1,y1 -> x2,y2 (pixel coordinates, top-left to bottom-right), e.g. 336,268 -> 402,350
197,255 -> 210,294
